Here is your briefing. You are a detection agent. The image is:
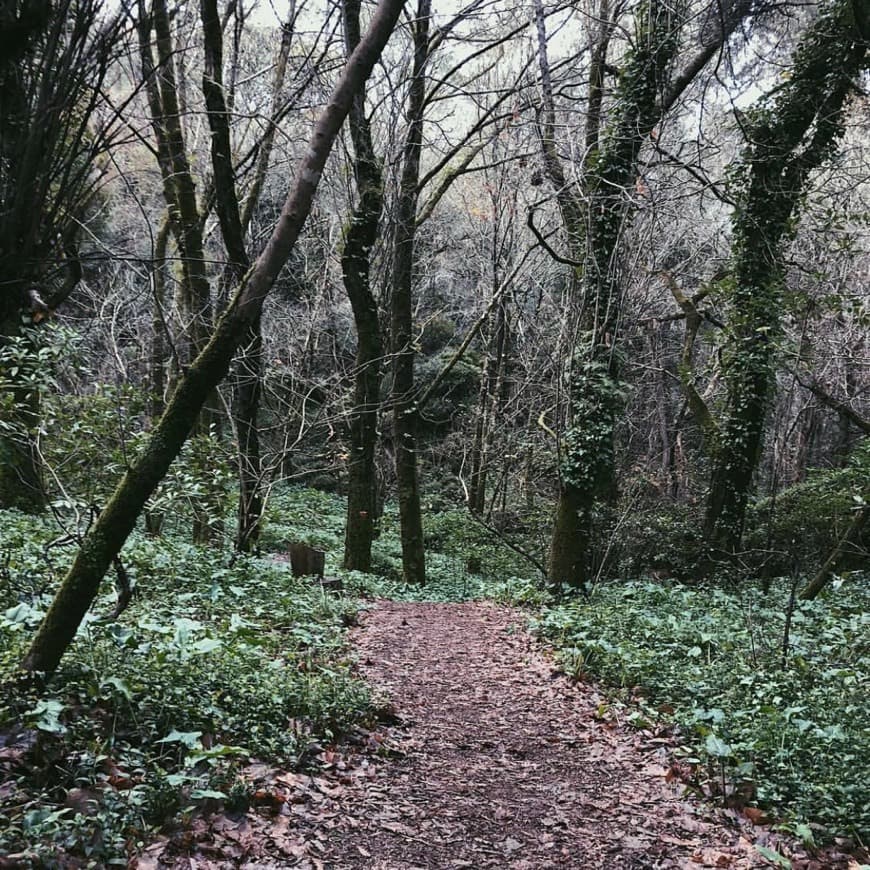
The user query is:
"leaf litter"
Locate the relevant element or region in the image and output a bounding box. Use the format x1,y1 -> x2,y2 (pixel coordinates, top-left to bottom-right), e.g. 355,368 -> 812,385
134,601 -> 865,869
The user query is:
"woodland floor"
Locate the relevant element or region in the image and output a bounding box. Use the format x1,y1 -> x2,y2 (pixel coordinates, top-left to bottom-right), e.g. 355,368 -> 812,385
139,601 -> 857,869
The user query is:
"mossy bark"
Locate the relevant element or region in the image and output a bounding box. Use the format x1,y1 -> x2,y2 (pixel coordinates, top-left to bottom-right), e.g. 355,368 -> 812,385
389,0 -> 430,585
341,0 -> 385,573
547,484 -> 591,595
343,320 -> 381,571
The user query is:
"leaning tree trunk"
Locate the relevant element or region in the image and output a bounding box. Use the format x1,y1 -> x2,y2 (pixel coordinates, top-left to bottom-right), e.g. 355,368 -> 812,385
389,0 -> 430,585
799,502 -> 869,601
20,0 -> 406,677
704,0 -> 869,554
341,0 -> 385,573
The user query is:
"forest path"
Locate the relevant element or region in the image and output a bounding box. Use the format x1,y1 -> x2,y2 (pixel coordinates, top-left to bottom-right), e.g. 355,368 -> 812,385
142,600 -> 794,868
288,600 -> 765,869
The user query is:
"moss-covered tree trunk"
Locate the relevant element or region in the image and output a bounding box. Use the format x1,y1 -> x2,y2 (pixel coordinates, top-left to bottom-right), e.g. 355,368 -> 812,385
341,0 -> 385,573
389,0 -> 430,585
20,0 -> 406,676
538,0 -> 681,593
704,0 -> 869,554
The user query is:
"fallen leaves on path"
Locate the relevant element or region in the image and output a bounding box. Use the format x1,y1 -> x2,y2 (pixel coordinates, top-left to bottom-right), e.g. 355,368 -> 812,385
138,601 -> 862,869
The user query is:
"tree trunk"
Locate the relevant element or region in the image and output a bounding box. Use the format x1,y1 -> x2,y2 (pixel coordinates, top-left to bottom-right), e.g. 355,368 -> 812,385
704,0 -> 869,554
390,0 -> 430,585
799,503 -> 869,601
537,0 -> 682,592
139,0 -> 219,545
20,0 -> 406,676
547,483 -> 591,596
200,0 -> 268,553
341,0 -> 385,573
145,216 -> 170,536
234,321 -> 263,552
469,296 -> 508,515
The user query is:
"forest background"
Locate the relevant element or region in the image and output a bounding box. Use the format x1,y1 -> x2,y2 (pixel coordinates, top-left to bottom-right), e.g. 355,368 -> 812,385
0,0 -> 867,864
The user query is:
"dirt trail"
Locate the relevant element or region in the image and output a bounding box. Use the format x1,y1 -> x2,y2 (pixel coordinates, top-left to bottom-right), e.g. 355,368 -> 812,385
142,600 -> 840,869
295,601 -> 766,869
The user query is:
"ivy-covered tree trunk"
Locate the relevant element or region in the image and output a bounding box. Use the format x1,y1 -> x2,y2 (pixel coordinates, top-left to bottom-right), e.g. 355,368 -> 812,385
390,0 -> 430,585
19,0 -> 406,676
539,0 -> 681,593
341,0 -> 385,573
704,0 -> 869,554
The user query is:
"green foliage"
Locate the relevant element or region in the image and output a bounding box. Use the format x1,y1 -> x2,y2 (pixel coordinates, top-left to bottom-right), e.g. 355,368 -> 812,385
0,325 -> 78,433
534,579 -> 869,839
423,509 -> 539,583
42,383 -> 147,503
612,503 -> 706,579
744,446 -> 869,572
414,350 -> 479,434
43,383 -> 234,537
0,512 -> 371,865
259,485 -> 347,556
562,348 -> 627,493
418,315 -> 456,354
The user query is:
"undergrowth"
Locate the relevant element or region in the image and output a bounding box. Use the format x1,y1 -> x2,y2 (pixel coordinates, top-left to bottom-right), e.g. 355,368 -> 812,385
533,578 -> 869,842
4,484 -> 867,862
0,506 -> 370,867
